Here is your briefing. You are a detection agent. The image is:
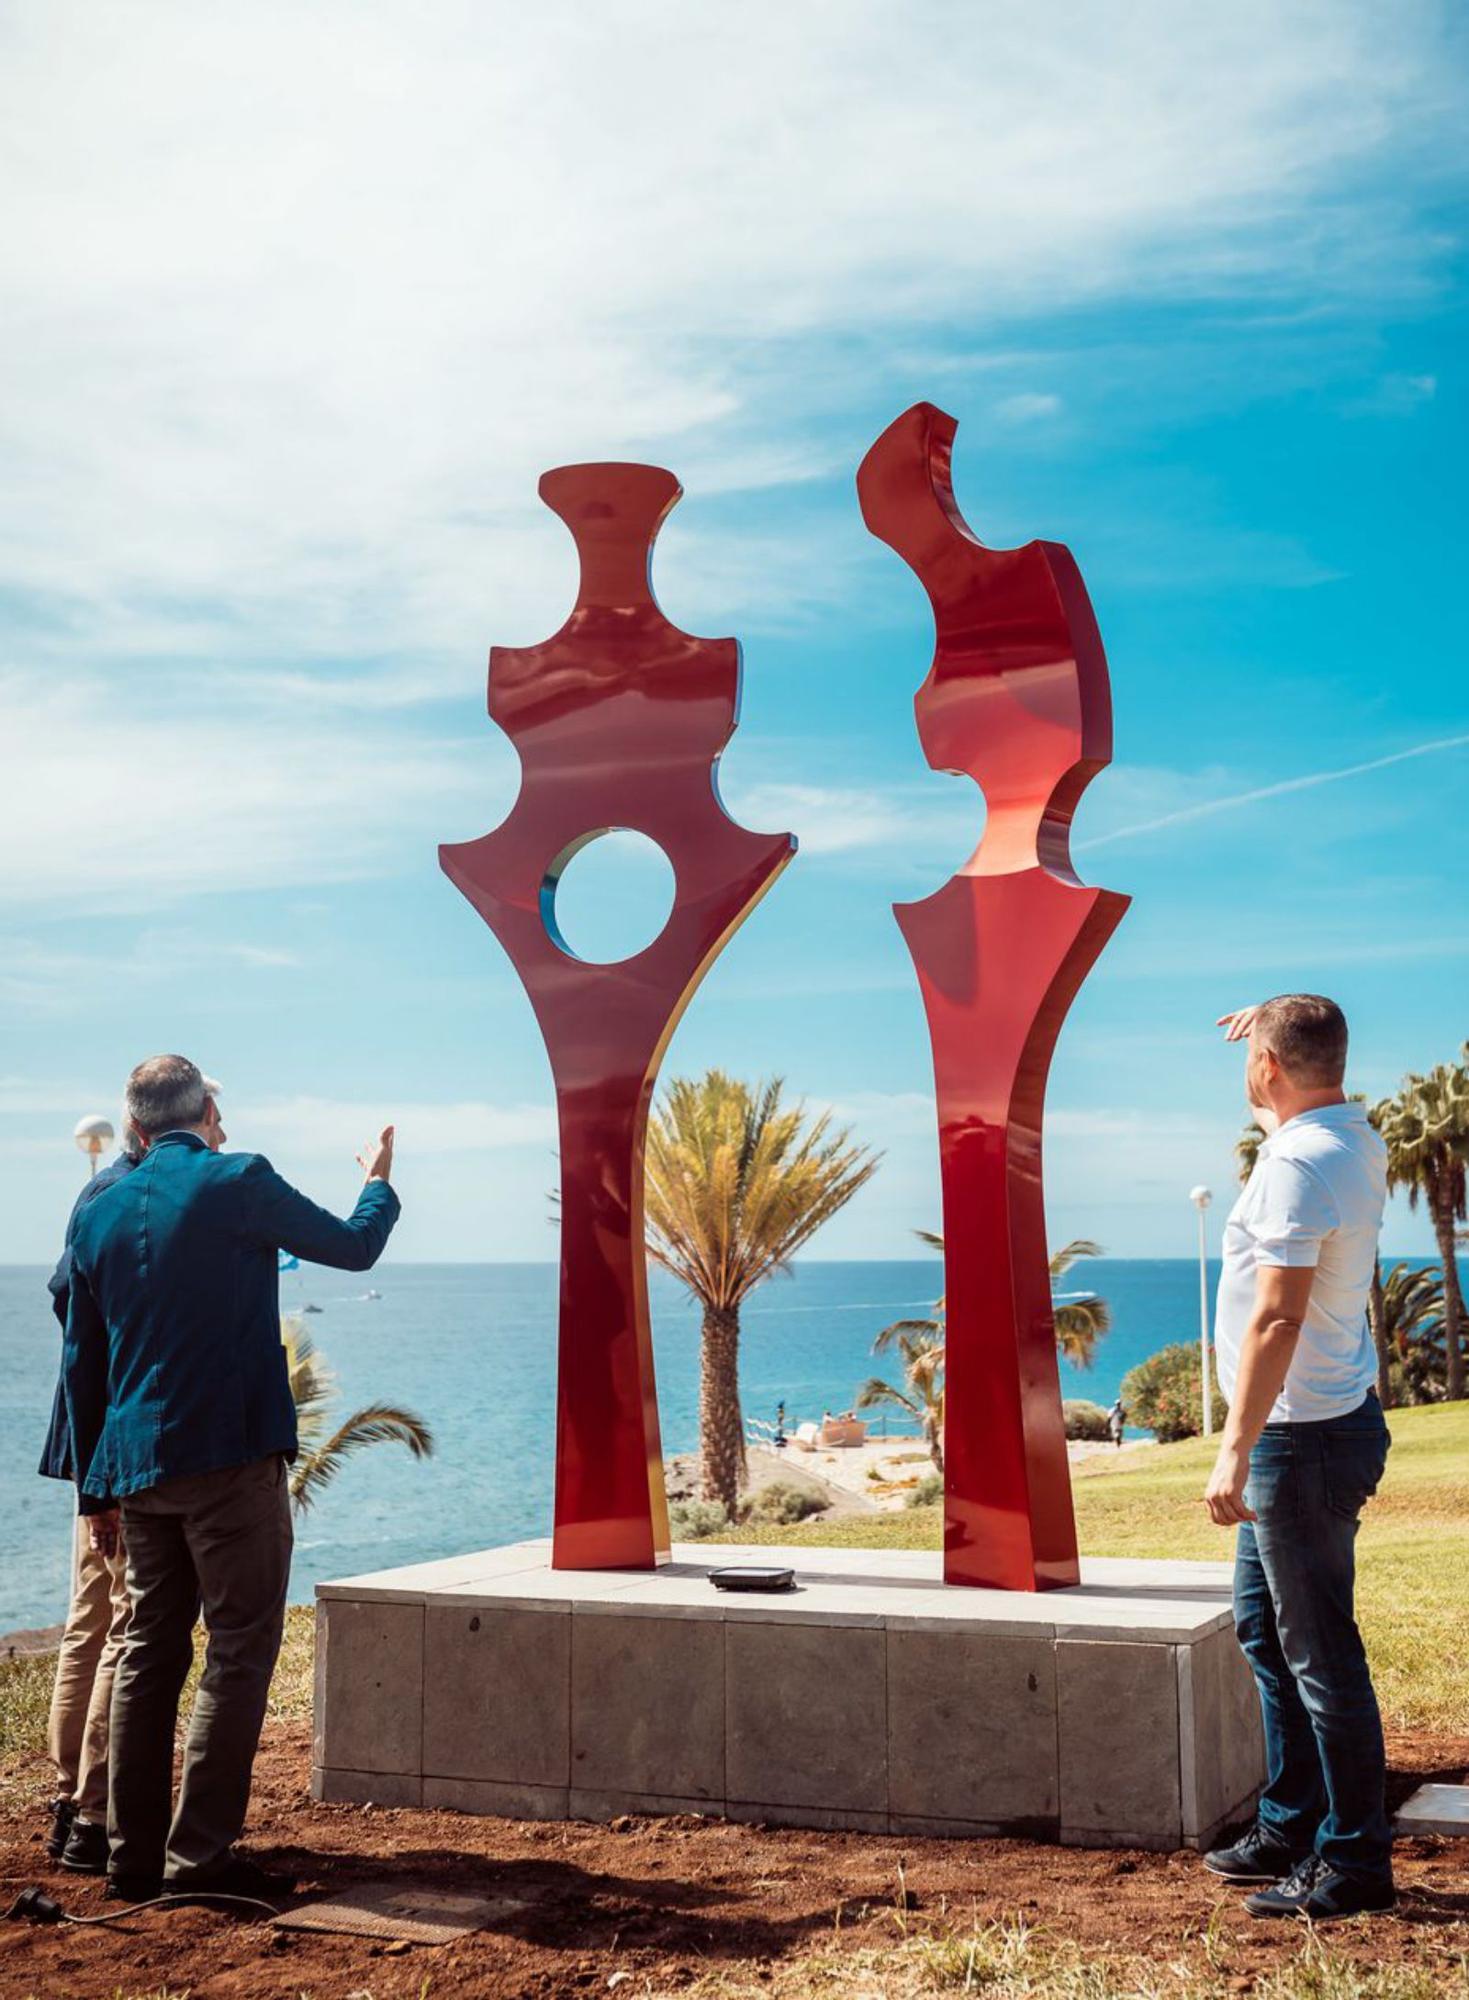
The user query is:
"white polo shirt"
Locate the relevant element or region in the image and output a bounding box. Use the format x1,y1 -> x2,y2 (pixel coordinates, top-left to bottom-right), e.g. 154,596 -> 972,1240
1214,1101 -> 1386,1424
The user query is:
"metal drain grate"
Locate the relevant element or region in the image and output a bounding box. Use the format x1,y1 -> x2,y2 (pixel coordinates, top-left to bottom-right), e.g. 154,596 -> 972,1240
275,1881 -> 528,1944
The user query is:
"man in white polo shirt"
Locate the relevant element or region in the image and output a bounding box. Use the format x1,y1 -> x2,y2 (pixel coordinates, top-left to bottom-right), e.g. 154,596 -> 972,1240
1201,994 -> 1393,1922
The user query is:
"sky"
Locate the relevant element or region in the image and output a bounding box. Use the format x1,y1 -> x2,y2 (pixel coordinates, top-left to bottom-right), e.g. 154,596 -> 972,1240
1,0 -> 1466,1263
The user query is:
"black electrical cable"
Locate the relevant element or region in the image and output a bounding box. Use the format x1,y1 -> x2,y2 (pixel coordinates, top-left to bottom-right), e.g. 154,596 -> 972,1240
7,1884 -> 279,1926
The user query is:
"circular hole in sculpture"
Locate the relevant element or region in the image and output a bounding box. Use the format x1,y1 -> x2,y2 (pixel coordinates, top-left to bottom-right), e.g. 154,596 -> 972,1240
542,829 -> 677,964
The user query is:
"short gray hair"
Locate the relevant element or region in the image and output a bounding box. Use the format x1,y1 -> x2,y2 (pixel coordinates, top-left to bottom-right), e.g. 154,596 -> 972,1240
1254,994 -> 1348,1088
125,1054 -> 210,1137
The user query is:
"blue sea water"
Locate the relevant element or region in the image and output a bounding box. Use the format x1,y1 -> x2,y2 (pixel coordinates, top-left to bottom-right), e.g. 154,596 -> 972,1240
0,1257 -> 1216,1633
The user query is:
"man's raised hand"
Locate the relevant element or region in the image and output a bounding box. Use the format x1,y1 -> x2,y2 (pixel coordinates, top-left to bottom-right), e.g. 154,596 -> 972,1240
1217,1005 -> 1260,1044
357,1125 -> 395,1184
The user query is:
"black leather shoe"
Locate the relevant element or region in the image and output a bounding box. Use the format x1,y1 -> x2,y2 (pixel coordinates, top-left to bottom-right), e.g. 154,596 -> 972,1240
1203,1820 -> 1311,1883
1245,1855 -> 1396,1921
44,1797 -> 77,1860
59,1819 -> 111,1874
105,1873 -> 164,1904
166,1852 -> 295,1905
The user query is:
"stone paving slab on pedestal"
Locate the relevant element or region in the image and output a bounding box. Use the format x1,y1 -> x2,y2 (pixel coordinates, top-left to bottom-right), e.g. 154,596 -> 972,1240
313,1540 -> 1261,1849
1396,1784 -> 1469,1838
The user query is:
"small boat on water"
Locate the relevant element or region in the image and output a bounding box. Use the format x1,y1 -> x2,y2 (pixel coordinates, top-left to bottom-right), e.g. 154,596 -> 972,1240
300,1302 -> 323,1315
359,1288 -> 382,1301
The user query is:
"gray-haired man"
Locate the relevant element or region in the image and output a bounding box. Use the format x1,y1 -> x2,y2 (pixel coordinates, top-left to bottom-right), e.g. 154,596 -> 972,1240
64,1055 -> 399,1902
1201,996 -> 1394,1923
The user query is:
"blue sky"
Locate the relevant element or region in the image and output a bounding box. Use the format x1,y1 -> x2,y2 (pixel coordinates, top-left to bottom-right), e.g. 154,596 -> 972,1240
1,1 -> 1466,1262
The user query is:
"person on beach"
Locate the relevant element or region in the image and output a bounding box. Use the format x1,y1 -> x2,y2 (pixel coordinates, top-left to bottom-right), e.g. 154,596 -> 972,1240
1201,996 -> 1394,1922
62,1055 -> 399,1904
39,1108 -> 149,1873
1106,1397 -> 1126,1449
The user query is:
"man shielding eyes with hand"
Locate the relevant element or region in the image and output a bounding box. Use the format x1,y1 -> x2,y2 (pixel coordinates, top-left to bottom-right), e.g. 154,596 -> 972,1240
1200,995 -> 1394,1925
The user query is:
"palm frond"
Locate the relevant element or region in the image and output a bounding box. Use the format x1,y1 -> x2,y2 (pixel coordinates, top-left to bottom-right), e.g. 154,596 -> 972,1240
855,1376 -> 921,1418
872,1316 -> 942,1354
281,1318 -> 336,1453
644,1072 -> 880,1312
290,1402 -> 435,1513
1235,1122 -> 1267,1186
1048,1238 -> 1104,1279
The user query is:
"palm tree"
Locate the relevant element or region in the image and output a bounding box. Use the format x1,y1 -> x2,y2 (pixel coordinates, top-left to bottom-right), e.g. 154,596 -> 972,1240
874,1233 -> 1112,1370
1374,1050 -> 1469,1401
283,1319 -> 434,1513
644,1073 -> 879,1512
1378,1261 -> 1448,1405
856,1330 -> 944,1472
1049,1238 -> 1113,1367
1236,1121 -> 1267,1185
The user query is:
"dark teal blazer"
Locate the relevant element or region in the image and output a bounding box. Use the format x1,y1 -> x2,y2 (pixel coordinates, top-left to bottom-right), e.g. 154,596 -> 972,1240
63,1132 -> 400,1512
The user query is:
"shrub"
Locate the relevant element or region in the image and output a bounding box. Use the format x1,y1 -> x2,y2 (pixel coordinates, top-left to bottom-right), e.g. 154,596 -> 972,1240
1063,1399 -> 1110,1442
905,1472 -> 944,1508
744,1480 -> 829,1526
669,1498 -> 730,1540
1121,1343 -> 1228,1442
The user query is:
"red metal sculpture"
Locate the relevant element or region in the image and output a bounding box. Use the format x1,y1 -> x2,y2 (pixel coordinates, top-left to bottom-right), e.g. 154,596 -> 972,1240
442,463 -> 795,1570
857,403 -> 1129,1592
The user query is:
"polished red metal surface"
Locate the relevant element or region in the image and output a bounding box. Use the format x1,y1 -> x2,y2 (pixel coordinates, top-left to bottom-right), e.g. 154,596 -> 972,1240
858,402 -> 1129,1592
442,463 -> 795,1570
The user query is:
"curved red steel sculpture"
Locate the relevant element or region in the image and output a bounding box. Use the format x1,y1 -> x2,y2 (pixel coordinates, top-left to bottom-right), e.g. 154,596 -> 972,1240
441,463 -> 795,1570
857,402 -> 1129,1592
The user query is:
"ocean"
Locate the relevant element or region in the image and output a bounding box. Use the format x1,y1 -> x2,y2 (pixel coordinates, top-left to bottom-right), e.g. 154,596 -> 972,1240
1,1257 -> 1218,1633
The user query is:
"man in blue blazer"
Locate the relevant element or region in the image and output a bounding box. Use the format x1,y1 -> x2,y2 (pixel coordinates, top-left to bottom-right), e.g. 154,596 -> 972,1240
63,1054 -> 400,1902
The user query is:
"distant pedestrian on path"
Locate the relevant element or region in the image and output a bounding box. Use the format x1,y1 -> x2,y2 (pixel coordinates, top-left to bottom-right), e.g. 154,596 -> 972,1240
63,1055 -> 400,1905
1106,1397 -> 1126,1448
1201,995 -> 1393,1923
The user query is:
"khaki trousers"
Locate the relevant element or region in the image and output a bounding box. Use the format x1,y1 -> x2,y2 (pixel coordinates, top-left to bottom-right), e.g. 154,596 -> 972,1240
110,1456 -> 292,1886
47,1511 -> 130,1823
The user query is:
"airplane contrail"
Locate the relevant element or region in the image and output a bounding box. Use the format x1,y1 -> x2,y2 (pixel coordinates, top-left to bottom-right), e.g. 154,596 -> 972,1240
1075,732 -> 1469,853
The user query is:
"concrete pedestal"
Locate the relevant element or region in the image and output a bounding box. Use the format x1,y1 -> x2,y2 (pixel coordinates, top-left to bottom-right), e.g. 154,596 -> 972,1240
312,1541 -> 1264,1851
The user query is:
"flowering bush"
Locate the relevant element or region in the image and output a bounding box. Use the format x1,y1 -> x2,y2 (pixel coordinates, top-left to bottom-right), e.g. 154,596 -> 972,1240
1120,1344 -> 1228,1442
1063,1399 -> 1110,1442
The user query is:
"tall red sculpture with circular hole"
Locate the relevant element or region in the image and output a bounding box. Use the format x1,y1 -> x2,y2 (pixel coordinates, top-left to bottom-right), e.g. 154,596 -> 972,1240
441,463 -> 796,1569
858,403 -> 1130,1591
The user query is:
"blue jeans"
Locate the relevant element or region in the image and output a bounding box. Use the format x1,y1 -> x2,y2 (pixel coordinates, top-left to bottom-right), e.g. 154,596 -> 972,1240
1233,1391 -> 1391,1881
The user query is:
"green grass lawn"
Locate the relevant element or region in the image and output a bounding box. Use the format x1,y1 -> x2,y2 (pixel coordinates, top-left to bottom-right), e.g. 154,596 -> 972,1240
711,1401 -> 1469,1735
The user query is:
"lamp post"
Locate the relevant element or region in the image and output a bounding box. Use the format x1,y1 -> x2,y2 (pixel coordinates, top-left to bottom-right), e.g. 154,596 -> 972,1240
74,1115 -> 115,1181
1190,1185 -> 1213,1438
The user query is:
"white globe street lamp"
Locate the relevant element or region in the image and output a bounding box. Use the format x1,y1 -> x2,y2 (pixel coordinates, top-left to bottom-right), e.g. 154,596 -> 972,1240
74,1115 -> 115,1180
1189,1185 -> 1214,1438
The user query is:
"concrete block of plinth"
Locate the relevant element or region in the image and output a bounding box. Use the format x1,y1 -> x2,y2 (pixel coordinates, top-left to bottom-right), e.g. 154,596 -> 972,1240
571,1611 -> 724,1803
1057,1638 -> 1181,1849
312,1766 -> 422,1807
1396,1784 -> 1469,1838
316,1598 -> 423,1776
314,1543 -> 1260,1847
887,1628 -> 1058,1832
424,1604 -> 569,1787
726,1619 -> 887,1814
1180,1623 -> 1263,1844
424,1774 -> 570,1819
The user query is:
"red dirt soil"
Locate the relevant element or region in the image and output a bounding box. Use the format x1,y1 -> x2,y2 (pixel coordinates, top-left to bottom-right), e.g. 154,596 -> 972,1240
2,1724 -> 1465,1999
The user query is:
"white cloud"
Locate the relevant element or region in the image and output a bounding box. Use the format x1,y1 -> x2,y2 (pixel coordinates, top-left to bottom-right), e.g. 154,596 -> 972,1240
0,1076 -> 102,1116
0,671 -> 498,910
1349,371 -> 1438,415
731,783 -> 923,856
993,392 -> 1063,424
245,1095 -> 555,1158
0,0 -> 1456,676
